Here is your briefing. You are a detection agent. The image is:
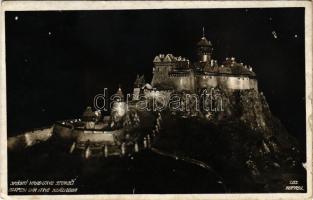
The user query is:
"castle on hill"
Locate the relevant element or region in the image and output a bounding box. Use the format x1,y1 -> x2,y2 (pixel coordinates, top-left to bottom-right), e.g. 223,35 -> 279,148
143,31 -> 258,93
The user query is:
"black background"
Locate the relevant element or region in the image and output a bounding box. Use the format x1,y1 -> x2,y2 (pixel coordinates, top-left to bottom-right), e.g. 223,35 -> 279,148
5,8 -> 306,146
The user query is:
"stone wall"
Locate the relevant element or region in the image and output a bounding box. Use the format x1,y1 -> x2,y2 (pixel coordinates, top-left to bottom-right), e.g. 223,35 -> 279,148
77,131 -> 116,143
196,75 -> 258,91
168,75 -> 195,91
152,63 -> 195,91
226,77 -> 252,90
152,63 -> 258,92
8,126 -> 53,151
151,63 -> 174,89
53,121 -> 122,144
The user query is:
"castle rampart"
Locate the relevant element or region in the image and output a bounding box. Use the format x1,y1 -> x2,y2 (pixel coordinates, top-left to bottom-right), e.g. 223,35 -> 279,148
150,35 -> 258,92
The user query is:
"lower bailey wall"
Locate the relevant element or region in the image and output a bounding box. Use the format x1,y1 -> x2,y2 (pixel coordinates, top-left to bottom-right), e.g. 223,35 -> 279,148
77,131 -> 116,143
53,122 -> 122,143
196,75 -> 258,91
8,126 -> 53,151
52,120 -> 151,158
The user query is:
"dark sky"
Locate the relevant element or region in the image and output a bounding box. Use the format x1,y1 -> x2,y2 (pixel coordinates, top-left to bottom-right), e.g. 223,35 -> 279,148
5,8 -> 306,145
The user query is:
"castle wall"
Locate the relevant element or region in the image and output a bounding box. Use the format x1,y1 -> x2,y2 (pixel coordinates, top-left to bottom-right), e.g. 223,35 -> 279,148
226,77 -> 251,90
8,127 -> 53,151
196,75 -> 258,91
196,75 -> 218,88
168,75 -> 195,91
77,131 -> 116,143
249,78 -> 258,91
54,121 -> 123,143
151,64 -> 173,88
151,62 -> 258,92
151,63 -> 195,91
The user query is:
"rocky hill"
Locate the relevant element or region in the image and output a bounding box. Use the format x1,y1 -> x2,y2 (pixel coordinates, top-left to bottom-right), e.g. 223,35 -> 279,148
129,89 -> 307,192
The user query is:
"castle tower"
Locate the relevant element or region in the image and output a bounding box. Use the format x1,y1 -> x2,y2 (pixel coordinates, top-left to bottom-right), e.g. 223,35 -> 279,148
197,27 -> 213,63
133,75 -> 145,100
114,86 -> 124,101
82,106 -> 96,129
111,86 -> 126,118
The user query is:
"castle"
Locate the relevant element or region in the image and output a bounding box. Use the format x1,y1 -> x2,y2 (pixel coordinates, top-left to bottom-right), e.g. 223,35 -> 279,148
50,31 -> 261,159
147,31 -> 258,93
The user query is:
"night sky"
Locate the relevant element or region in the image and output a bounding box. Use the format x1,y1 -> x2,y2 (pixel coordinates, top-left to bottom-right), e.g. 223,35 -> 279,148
5,8 -> 306,146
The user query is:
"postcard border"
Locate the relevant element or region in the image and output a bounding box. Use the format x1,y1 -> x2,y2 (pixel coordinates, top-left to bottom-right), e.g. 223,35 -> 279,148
0,1 -> 312,200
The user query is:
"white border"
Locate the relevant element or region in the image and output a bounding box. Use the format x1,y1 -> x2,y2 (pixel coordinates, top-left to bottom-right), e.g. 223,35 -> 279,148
0,1 -> 312,200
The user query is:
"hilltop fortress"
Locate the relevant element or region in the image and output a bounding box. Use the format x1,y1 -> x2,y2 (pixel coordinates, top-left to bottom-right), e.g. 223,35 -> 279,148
9,29 -> 305,194
13,30 -> 302,185
149,33 -> 258,92
46,31 -> 264,160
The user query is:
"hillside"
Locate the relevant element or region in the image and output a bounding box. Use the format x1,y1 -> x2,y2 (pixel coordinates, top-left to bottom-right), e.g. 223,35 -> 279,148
140,89 -> 307,192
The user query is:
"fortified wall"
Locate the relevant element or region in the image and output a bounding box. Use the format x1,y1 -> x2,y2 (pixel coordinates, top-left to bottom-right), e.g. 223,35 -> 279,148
150,34 -> 258,93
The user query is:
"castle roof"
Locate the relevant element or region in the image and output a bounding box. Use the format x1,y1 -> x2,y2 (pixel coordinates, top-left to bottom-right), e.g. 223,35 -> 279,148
134,74 -> 145,87
142,83 -> 153,90
222,57 -> 256,76
195,57 -> 256,77
197,37 -> 212,47
114,87 -> 124,100
153,54 -> 189,63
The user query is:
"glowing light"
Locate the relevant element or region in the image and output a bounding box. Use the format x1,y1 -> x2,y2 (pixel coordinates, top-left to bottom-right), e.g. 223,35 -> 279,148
24,133 -> 32,146
113,102 -> 126,116
149,90 -> 160,99
134,142 -> 139,152
95,110 -> 101,117
69,142 -> 76,154
85,146 -> 91,159
121,143 -> 126,155
14,16 -> 19,21
272,31 -> 278,39
104,145 -> 108,157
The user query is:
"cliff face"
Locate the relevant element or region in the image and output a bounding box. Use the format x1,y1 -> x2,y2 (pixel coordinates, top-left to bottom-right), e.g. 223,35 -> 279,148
143,89 -> 306,192
222,89 -> 301,152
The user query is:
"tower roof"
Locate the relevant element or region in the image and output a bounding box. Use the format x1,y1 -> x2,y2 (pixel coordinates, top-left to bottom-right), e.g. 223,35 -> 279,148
134,74 -> 145,87
197,37 -> 212,47
82,106 -> 97,121
115,86 -> 124,100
